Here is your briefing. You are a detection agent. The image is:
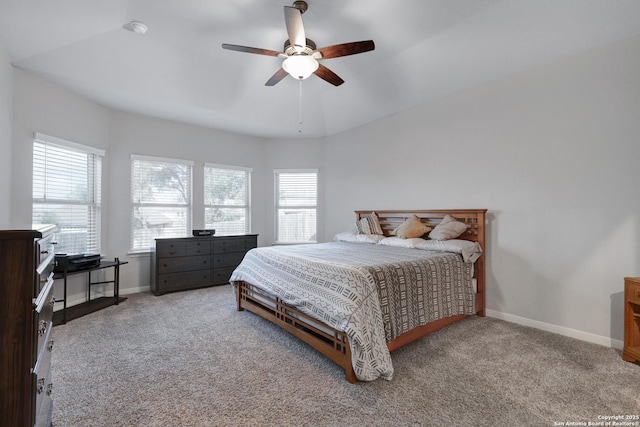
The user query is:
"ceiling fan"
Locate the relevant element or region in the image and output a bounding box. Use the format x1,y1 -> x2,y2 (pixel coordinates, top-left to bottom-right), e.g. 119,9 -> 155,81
222,1 -> 375,86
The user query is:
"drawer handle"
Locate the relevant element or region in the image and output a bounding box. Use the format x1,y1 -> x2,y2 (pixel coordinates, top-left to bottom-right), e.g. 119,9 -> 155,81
37,378 -> 45,394
47,339 -> 55,352
46,383 -> 53,396
41,250 -> 49,254
40,278 -> 47,284
38,320 -> 47,336
49,296 -> 56,307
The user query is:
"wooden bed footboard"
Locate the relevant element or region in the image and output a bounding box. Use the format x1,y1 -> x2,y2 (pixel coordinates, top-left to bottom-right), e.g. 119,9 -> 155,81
237,280 -> 357,383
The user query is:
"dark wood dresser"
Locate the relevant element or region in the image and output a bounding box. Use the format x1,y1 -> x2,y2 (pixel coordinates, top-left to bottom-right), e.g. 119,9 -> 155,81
151,234 -> 257,295
0,226 -> 56,427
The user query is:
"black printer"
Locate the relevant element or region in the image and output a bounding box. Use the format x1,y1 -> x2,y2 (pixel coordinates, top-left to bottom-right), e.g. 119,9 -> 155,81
54,253 -> 102,273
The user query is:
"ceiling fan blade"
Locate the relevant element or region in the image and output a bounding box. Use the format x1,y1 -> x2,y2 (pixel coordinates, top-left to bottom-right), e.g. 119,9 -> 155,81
314,64 -> 344,86
316,40 -> 375,59
284,6 -> 306,53
265,68 -> 289,86
222,43 -> 282,57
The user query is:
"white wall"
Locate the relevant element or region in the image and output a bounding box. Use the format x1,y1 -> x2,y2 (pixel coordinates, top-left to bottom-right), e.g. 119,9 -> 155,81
11,70 -> 111,225
8,33 -> 639,348
323,34 -> 640,347
263,137 -> 325,245
11,69 -> 112,303
10,70 -> 267,304
0,44 -> 13,225
107,111 -> 267,293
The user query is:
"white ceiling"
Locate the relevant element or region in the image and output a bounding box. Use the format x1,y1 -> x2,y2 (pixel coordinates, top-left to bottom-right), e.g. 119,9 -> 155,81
1,0 -> 640,139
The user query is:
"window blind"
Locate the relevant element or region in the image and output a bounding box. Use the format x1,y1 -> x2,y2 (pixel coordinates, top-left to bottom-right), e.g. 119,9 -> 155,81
204,164 -> 252,235
130,155 -> 193,251
32,135 -> 103,254
274,170 -> 317,243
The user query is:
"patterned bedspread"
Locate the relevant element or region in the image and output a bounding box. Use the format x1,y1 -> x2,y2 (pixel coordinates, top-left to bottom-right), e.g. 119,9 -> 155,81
230,242 -> 475,381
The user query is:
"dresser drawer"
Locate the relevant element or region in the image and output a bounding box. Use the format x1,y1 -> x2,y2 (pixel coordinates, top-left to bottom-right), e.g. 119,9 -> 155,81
213,267 -> 235,285
35,392 -> 53,427
213,252 -> 246,268
214,236 -> 257,253
32,358 -> 53,426
157,240 -> 187,257
34,278 -> 55,361
158,255 -> 210,274
185,240 -> 211,256
157,270 -> 212,290
37,233 -> 56,266
627,282 -> 640,306
36,254 -> 55,294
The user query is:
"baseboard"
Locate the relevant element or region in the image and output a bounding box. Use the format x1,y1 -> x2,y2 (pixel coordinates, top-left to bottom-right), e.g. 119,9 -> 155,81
120,285 -> 150,295
485,309 -> 624,350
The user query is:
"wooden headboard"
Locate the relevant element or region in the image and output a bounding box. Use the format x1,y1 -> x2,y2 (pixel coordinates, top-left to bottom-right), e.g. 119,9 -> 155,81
355,209 -> 486,245
355,209 -> 488,316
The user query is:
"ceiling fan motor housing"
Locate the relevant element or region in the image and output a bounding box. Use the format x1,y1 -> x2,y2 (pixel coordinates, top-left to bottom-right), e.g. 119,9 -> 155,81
284,38 -> 316,55
292,1 -> 308,14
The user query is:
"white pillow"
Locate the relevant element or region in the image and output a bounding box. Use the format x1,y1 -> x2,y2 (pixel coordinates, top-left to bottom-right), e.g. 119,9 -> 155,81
378,236 -> 426,248
414,239 -> 483,263
428,215 -> 469,240
334,231 -> 385,244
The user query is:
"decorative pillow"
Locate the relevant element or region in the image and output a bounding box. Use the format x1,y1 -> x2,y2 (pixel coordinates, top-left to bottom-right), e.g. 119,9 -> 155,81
428,215 -> 469,240
378,237 -> 426,248
415,239 -> 482,262
392,214 -> 432,239
333,231 -> 385,244
356,212 -> 384,235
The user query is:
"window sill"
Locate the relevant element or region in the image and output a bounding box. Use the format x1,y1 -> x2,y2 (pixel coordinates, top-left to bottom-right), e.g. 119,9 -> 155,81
128,250 -> 151,257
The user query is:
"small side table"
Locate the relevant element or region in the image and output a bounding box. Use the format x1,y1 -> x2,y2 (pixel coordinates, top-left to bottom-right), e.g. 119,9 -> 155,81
53,257 -> 128,325
623,277 -> 640,363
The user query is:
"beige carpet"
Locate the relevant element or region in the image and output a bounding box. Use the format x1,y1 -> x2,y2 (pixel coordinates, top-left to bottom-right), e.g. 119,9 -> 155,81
51,285 -> 640,426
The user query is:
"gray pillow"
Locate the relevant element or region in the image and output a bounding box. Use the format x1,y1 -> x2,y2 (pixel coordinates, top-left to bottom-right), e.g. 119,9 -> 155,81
428,215 -> 468,240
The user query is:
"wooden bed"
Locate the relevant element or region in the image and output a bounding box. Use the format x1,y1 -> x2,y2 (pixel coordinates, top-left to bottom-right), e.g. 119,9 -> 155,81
235,209 -> 487,383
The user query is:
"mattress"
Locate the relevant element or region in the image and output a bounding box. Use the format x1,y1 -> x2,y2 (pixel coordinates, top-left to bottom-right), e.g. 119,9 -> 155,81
230,241 -> 476,381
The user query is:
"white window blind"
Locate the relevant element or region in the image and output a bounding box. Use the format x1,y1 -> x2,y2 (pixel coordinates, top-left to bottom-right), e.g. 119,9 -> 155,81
130,155 -> 193,251
274,170 -> 317,243
32,134 -> 103,254
204,164 -> 252,236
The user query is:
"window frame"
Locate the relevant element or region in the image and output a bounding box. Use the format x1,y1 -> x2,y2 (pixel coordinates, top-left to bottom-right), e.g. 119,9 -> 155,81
32,132 -> 104,254
274,169 -> 318,244
203,163 -> 252,236
130,154 -> 194,253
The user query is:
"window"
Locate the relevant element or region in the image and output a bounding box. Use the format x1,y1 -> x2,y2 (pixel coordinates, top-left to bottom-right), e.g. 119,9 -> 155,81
204,164 -> 252,235
32,133 -> 103,254
130,155 -> 193,252
274,169 -> 317,243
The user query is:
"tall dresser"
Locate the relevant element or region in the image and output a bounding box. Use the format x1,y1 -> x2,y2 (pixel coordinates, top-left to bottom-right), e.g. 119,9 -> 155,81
0,226 -> 56,427
151,234 -> 258,295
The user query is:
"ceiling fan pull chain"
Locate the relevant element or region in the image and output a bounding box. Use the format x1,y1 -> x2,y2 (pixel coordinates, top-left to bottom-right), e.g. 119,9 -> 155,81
298,79 -> 303,133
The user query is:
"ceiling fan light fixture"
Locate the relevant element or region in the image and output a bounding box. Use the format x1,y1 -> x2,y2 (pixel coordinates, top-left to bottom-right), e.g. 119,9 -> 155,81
282,55 -> 319,80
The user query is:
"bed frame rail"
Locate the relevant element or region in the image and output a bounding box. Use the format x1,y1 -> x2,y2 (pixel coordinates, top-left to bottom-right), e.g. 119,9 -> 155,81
237,281 -> 357,383
236,209 -> 487,383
